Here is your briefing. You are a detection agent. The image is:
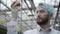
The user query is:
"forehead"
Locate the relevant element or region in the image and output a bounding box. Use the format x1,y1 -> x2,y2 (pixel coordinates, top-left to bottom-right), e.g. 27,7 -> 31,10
36,8 -> 48,13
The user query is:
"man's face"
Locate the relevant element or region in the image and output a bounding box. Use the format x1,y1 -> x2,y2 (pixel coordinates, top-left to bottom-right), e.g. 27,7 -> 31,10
35,8 -> 50,25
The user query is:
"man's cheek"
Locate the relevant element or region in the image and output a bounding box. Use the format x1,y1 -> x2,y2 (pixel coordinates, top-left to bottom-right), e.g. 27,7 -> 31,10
42,15 -> 47,18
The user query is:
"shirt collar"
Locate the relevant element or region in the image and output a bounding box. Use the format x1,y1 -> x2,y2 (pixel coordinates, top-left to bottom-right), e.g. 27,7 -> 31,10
37,25 -> 52,32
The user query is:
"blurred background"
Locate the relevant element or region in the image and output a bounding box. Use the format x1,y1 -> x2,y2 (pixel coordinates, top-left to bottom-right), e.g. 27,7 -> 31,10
0,0 -> 60,34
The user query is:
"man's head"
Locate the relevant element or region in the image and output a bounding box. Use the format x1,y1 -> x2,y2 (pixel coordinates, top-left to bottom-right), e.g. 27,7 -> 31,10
35,3 -> 56,25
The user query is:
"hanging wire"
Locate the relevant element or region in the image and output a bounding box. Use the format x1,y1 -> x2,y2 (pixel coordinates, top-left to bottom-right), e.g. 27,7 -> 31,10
54,0 -> 60,29
20,0 -> 23,34
0,0 -> 1,10
23,0 -> 34,29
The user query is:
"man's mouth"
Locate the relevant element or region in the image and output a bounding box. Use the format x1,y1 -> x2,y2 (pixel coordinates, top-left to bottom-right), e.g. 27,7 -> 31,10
37,17 -> 42,20
37,18 -> 42,22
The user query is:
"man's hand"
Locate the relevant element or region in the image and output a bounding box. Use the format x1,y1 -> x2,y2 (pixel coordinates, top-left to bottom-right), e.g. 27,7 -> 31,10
11,1 -> 21,21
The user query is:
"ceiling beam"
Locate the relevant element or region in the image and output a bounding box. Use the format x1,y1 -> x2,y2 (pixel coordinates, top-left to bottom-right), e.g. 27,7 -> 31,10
1,1 -> 11,11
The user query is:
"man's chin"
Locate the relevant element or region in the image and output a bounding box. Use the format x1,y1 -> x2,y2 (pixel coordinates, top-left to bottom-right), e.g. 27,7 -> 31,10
37,20 -> 48,25
36,17 -> 49,25
37,19 -> 42,22
37,21 -> 43,25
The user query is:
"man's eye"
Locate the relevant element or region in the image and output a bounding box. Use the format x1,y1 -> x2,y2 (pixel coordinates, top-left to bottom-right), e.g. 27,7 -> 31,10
40,10 -> 45,13
36,11 -> 38,13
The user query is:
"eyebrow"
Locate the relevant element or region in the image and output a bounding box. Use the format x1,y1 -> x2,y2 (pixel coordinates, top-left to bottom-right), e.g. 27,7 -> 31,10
36,9 -> 47,13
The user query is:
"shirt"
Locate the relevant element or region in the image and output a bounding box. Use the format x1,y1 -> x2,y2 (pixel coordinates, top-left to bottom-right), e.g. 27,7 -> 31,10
24,25 -> 60,34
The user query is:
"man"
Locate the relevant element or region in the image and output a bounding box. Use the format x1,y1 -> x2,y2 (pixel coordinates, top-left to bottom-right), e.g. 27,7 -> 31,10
24,3 -> 60,34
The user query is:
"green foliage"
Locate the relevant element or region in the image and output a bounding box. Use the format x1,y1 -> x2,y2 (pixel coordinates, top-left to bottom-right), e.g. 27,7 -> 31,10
0,20 -> 7,34
0,26 -> 7,34
0,20 -> 7,26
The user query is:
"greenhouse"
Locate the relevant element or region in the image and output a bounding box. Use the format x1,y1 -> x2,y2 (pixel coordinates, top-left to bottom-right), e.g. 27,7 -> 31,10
0,0 -> 60,34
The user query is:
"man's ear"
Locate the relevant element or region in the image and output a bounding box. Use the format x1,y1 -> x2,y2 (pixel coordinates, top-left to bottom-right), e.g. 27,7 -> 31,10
48,14 -> 51,19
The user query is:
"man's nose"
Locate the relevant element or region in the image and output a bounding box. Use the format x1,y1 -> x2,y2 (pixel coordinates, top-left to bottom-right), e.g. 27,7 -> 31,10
37,12 -> 43,16
37,14 -> 40,18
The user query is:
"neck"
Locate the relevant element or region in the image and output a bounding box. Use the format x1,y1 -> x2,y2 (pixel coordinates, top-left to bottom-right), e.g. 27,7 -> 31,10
40,20 -> 50,30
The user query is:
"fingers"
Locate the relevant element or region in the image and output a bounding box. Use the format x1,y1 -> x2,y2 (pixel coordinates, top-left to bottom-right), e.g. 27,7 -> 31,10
11,1 -> 21,8
14,1 -> 20,7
